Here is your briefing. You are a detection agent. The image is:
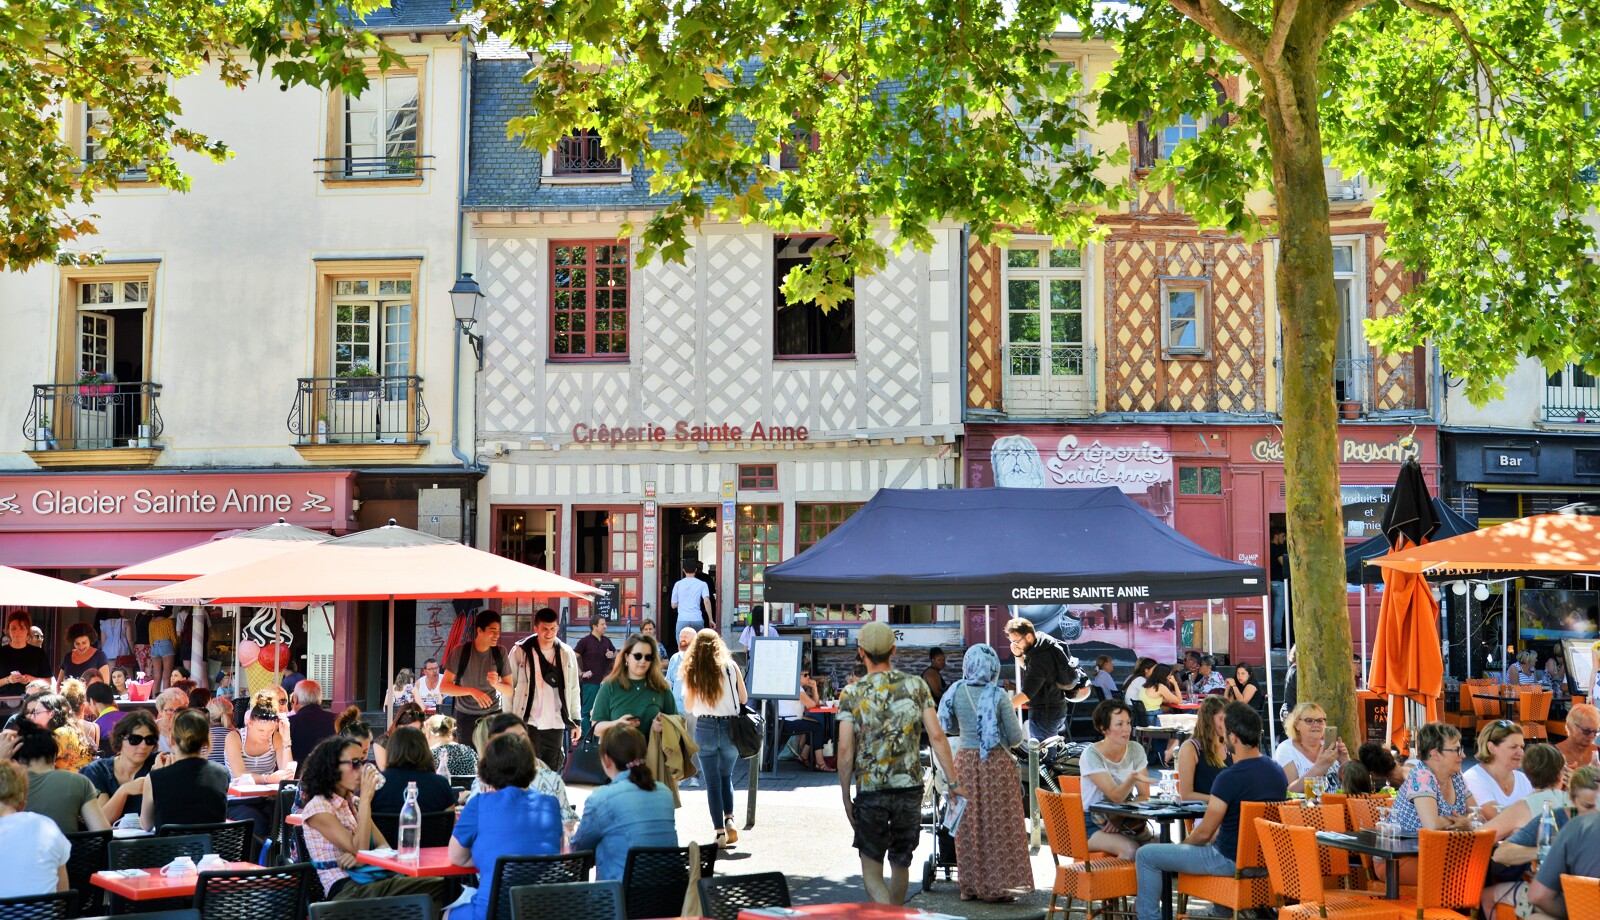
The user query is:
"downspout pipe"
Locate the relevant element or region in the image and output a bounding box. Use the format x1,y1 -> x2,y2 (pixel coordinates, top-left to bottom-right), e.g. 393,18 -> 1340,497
451,28 -> 478,473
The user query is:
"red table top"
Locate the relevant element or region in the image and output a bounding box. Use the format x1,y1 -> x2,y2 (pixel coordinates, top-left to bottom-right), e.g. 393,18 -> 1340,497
356,846 -> 476,877
227,782 -> 280,798
92,862 -> 261,900
738,906 -> 941,919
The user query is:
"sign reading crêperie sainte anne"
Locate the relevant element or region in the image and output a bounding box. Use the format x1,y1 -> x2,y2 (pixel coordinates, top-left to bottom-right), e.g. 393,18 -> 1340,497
572,422 -> 809,444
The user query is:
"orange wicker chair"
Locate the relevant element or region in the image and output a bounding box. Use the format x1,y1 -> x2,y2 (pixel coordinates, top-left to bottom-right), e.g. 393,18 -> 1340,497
1058,775 -> 1082,794
1561,874 -> 1600,917
1254,818 -> 1395,920
1175,800 -> 1281,920
1517,690 -> 1552,741
1383,828 -> 1494,920
1277,802 -> 1355,890
1342,796 -> 1396,894
1469,683 -> 1510,732
1036,788 -> 1138,920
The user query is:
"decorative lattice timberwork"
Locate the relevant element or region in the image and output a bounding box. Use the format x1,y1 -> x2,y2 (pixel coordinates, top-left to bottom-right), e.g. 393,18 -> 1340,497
859,240 -> 926,428
637,253 -> 702,422
1103,231 -> 1266,413
481,238 -> 546,433
966,241 -> 1003,410
1367,234 -> 1421,411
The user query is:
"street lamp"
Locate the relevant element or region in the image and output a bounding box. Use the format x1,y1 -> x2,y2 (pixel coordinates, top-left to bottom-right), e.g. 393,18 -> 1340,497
449,272 -> 485,369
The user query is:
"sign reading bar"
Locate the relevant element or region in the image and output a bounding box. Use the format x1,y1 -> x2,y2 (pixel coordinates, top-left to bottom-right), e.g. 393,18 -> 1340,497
572,422 -> 809,444
1483,446 -> 1538,475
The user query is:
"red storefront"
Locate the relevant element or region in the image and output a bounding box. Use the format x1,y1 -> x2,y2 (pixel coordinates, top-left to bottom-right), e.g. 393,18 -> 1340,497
964,422 -> 1438,664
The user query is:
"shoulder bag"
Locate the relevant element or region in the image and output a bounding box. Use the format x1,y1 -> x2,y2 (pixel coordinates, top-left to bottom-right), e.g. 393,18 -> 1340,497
563,728 -> 610,785
726,668 -> 764,760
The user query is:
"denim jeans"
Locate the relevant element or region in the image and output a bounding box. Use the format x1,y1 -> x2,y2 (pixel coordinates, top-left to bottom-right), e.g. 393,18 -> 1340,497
1028,709 -> 1066,742
1133,842 -> 1236,920
694,716 -> 739,831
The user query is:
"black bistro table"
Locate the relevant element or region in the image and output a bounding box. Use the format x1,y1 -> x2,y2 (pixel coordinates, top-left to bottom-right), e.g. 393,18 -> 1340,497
1312,829 -> 1421,899
1090,800 -> 1208,920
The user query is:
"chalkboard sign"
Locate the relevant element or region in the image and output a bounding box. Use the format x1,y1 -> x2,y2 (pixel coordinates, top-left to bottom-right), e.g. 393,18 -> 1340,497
593,581 -> 621,620
1361,694 -> 1389,745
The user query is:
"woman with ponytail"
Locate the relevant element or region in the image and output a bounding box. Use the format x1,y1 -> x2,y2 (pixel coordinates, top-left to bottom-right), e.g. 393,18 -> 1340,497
570,726 -> 677,880
335,707 -> 375,763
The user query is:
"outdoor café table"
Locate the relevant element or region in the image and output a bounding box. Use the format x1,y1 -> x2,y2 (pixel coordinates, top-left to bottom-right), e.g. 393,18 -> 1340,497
228,781 -> 279,799
1311,829 -> 1420,900
356,846 -> 477,877
739,905 -> 963,918
92,862 -> 261,901
1090,800 -> 1208,920
1474,691 -> 1521,721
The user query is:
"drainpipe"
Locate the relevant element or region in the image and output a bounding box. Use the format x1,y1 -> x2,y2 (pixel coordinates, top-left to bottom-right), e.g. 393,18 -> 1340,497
960,224 -> 970,425
451,29 -> 477,473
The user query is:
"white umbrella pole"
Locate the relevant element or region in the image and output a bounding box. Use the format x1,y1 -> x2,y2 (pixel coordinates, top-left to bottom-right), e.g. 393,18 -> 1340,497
1284,579 -> 1293,652
1500,585 -> 1508,682
1206,599 -> 1213,652
273,604 -> 282,689
232,608 -> 240,695
984,605 -> 991,645
1360,584 -> 1368,690
387,597 -> 396,705
1263,594 -> 1276,751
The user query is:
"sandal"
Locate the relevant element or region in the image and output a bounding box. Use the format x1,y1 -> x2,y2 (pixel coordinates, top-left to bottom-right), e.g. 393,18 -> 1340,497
715,831 -> 729,849
723,817 -> 739,845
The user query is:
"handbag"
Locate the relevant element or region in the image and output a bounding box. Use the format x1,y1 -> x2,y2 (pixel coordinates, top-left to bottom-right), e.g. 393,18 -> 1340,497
726,670 -> 764,760
562,729 -> 610,785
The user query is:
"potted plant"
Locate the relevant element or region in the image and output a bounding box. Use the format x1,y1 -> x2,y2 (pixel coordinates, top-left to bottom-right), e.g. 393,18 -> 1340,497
137,416 -> 153,447
1339,398 -> 1361,420
76,369 -> 116,397
33,413 -> 52,450
336,363 -> 380,397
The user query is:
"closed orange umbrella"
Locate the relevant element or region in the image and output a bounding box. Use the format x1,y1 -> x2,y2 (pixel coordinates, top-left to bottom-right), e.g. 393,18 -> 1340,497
1368,535 -> 1444,748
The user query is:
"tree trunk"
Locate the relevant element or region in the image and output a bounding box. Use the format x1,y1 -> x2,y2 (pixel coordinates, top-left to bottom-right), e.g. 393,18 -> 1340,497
1258,53 -> 1358,746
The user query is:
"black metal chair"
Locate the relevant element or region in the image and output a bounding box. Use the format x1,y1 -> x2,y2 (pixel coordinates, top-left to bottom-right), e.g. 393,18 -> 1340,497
487,853 -> 594,920
619,846 -> 717,920
509,882 -> 623,920
156,822 -> 251,864
64,829 -> 113,917
192,864 -> 313,920
0,892 -> 74,920
307,895 -> 430,920
74,911 -> 200,920
369,810 -> 455,848
106,835 -> 212,916
696,872 -> 791,920
263,783 -> 299,866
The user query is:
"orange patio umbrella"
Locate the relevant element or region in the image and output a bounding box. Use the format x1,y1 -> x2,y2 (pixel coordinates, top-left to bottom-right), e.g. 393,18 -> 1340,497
1367,459 -> 1444,752
86,520 -> 331,584
134,522 -> 600,686
0,565 -> 159,610
1368,510 -> 1600,576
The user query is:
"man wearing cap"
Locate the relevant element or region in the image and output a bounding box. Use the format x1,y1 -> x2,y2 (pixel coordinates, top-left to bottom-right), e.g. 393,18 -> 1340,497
573,614 -> 616,736
837,621 -> 958,905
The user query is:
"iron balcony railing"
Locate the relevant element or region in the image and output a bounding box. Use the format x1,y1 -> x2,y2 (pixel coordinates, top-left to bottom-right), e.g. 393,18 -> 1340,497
1544,364 -> 1600,423
1005,342 -> 1088,377
23,381 -> 163,451
1333,356 -> 1374,411
554,131 -> 622,175
288,375 -> 429,445
313,153 -> 434,180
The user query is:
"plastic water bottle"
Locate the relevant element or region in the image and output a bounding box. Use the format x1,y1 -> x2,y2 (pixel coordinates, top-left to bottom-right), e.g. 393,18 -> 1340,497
1536,799 -> 1558,864
397,782 -> 421,861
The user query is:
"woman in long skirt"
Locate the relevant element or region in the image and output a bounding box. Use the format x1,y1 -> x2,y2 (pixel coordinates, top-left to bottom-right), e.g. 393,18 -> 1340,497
937,643 -> 1034,902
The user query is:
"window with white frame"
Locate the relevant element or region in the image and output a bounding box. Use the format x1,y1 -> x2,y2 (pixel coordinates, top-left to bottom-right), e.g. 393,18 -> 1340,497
1008,61 -> 1082,164
1004,244 -> 1085,377
332,277 -> 413,396
1332,243 -> 1366,404
338,71 -> 421,178
80,105 -> 150,178
542,129 -> 628,181
1161,279 -> 1207,356
77,280 -> 150,378
1159,113 -> 1201,160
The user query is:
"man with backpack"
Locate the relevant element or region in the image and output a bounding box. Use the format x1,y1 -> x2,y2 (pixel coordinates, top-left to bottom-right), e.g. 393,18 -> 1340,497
507,607 -> 581,771
1006,616 -> 1073,742
440,609 -> 512,743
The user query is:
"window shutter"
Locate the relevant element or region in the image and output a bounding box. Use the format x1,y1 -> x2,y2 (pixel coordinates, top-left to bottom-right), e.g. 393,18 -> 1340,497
1137,116 -> 1156,168
1212,79 -> 1232,129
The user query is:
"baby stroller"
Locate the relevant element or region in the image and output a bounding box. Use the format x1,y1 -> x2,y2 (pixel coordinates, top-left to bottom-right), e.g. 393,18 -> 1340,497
920,751 -> 959,890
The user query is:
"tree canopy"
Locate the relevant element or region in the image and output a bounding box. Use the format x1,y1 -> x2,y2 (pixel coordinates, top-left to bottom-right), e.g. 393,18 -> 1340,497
0,0 -> 402,270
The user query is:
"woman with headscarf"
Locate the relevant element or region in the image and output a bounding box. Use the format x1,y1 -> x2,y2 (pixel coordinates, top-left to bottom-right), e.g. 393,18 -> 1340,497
936,644 -> 1033,903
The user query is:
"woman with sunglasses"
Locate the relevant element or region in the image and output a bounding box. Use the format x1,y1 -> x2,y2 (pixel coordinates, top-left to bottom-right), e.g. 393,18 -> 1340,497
82,712 -> 159,825
590,635 -> 677,739
1464,719 -> 1532,817
373,702 -> 426,770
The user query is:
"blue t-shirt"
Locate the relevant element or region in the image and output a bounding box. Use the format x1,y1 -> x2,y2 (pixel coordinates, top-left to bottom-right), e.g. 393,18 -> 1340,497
570,772 -> 678,880
1209,754 -> 1289,862
450,787 -> 562,920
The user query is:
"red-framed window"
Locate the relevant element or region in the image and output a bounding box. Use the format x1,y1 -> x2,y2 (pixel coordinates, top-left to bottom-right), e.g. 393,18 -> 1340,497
738,464 -> 777,491
551,241 -> 630,360
735,504 -> 782,613
778,128 -> 820,170
574,505 -> 642,622
796,502 -> 866,622
554,129 -> 622,175
490,505 -> 562,633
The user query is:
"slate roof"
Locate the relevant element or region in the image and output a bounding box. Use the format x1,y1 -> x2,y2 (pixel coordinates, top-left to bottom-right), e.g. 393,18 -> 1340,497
357,0 -> 464,31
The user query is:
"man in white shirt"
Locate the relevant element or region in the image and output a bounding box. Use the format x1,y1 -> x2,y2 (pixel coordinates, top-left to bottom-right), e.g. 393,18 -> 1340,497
671,560 -> 712,633
507,607 -> 581,771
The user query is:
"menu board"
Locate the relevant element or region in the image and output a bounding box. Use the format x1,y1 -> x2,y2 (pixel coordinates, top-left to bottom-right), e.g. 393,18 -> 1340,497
748,637 -> 805,700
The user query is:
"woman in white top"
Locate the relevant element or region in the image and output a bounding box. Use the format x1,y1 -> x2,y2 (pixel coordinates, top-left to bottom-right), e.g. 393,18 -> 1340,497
1505,650 -> 1547,688
383,669 -> 415,723
1463,720 -> 1531,817
1274,702 -> 1346,795
1483,743 -> 1568,841
0,760 -> 70,897
681,628 -> 747,849
414,658 -> 446,713
1122,657 -> 1156,708
224,691 -> 294,842
1079,699 -> 1152,860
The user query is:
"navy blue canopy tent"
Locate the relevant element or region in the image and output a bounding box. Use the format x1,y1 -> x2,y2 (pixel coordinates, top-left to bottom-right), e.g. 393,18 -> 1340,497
763,487 -> 1266,605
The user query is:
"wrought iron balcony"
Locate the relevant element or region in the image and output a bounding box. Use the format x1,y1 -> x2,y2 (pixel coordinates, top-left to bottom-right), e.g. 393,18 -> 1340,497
23,382 -> 163,451
1544,364 -> 1600,423
287,375 -> 428,445
313,154 -> 434,180
1005,342 -> 1087,377
554,131 -> 622,175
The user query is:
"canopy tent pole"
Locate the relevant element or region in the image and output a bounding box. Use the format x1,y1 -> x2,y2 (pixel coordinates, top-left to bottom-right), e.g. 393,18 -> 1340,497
1263,594 -> 1276,751
984,605 -> 991,646
1359,584 -> 1368,690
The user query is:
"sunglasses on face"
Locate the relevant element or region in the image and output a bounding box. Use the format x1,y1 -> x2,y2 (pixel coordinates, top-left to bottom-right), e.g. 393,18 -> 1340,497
629,653 -> 654,662
124,733 -> 156,746
1574,725 -> 1599,737
337,759 -> 362,768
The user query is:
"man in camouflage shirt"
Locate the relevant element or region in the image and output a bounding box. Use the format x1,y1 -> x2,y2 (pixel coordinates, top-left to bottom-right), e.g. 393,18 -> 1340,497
837,622 -> 958,904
